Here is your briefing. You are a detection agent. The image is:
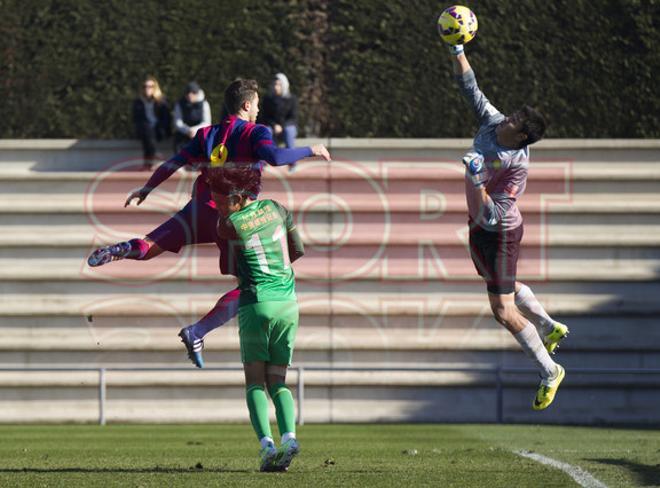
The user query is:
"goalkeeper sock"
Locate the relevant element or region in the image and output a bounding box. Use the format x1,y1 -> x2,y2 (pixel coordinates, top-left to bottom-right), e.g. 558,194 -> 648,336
269,383 -> 296,438
514,323 -> 557,379
515,284 -> 555,336
246,385 -> 272,441
189,288 -> 240,338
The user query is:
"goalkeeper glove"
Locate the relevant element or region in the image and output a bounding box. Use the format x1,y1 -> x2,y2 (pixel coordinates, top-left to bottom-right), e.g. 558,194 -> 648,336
462,151 -> 489,188
449,44 -> 464,56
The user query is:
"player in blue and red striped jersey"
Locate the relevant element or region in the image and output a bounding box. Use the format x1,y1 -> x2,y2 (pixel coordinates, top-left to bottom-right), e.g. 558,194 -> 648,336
87,79 -> 330,367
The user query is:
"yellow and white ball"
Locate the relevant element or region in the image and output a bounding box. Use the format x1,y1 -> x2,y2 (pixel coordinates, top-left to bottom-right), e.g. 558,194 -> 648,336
437,5 -> 478,46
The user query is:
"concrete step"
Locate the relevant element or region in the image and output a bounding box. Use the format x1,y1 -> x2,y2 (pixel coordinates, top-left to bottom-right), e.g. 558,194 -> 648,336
2,190 -> 660,213
3,209 -> 660,230
0,325 -> 519,352
2,223 -> 660,247
4,243 -> 660,263
0,290 -> 657,317
0,275 -> 658,298
0,257 -> 658,282
2,162 -> 660,203
1,160 -> 660,181
2,319 -> 659,353
3,383 -> 660,424
2,350 -> 657,373
0,365 -> 658,424
2,138 -> 658,169
0,368 -> 657,390
1,314 -> 658,354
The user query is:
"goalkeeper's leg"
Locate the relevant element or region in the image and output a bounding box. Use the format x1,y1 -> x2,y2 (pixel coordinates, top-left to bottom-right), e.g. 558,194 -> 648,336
489,293 -> 565,410
515,281 -> 569,354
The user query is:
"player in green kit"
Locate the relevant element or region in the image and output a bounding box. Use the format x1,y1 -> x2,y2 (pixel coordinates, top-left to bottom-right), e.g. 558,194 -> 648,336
208,166 -> 303,472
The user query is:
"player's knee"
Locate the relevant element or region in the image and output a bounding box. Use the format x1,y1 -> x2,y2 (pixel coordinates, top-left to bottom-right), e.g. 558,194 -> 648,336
491,303 -> 515,326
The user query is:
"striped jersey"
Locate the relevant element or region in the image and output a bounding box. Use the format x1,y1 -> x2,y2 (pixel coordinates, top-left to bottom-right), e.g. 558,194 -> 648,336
143,115 -> 313,207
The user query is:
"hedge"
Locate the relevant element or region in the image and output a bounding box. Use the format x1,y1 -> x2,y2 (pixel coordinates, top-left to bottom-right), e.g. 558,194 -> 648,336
0,0 -> 658,138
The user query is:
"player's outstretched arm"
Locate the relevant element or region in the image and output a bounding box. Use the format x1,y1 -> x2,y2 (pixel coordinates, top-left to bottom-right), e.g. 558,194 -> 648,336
256,143 -> 330,166
447,45 -> 502,125
125,132 -> 204,207
124,158 -> 185,207
310,144 -> 331,161
449,46 -> 472,76
252,125 -> 330,167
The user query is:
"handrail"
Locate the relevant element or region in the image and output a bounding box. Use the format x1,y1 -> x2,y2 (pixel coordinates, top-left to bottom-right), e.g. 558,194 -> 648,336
1,366 -> 659,425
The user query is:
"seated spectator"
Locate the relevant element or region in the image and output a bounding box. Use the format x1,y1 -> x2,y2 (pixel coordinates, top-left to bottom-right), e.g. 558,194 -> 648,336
132,76 -> 171,170
172,81 -> 212,160
259,73 -> 299,148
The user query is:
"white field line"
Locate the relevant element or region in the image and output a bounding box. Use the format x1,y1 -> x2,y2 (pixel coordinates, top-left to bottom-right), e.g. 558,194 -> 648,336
514,450 -> 608,488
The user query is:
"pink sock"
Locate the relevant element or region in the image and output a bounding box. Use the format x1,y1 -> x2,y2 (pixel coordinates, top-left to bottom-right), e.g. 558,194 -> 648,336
127,238 -> 150,259
189,288 -> 241,338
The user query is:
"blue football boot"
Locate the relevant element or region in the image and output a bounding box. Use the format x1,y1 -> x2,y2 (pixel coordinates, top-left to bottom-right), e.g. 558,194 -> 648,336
178,326 -> 205,368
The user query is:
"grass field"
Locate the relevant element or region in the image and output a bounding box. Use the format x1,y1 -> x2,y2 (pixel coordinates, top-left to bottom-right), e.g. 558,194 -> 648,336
0,424 -> 658,487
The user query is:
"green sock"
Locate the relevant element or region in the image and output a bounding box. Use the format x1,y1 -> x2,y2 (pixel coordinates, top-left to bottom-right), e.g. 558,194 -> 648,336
269,383 -> 296,437
246,384 -> 272,441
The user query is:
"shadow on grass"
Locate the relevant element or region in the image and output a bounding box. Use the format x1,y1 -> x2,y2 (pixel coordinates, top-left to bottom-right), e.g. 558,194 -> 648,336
0,466 -> 252,474
587,458 -> 660,486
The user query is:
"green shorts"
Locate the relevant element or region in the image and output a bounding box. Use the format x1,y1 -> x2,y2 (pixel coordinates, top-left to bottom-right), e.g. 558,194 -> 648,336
238,300 -> 299,365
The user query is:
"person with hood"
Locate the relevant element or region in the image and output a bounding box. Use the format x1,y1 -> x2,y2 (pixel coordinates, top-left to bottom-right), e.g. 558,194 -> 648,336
172,81 -> 212,157
259,73 -> 299,149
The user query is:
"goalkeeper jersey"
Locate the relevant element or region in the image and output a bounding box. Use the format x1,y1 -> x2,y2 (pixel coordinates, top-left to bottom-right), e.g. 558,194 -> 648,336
456,70 -> 529,232
219,199 -> 298,306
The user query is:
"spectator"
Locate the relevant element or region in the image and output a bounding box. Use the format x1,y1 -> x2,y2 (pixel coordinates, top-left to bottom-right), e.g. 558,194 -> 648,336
172,81 -> 212,158
259,73 -> 299,148
132,76 -> 171,170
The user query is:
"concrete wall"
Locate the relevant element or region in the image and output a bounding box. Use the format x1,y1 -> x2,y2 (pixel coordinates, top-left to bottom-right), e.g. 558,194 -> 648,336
0,138 -> 659,424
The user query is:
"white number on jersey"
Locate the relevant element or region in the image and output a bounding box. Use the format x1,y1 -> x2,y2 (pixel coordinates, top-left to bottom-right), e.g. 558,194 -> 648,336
245,224 -> 290,274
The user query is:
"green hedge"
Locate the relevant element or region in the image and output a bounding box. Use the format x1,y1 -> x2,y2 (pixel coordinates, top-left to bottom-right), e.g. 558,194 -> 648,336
0,0 -> 658,138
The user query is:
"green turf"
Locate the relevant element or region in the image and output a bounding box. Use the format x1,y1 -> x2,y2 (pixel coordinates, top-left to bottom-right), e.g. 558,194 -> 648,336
0,424 -> 658,487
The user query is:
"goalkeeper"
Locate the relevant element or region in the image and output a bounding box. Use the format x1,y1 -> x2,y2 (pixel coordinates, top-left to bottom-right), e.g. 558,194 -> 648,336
446,42 -> 569,410
208,166 -> 302,472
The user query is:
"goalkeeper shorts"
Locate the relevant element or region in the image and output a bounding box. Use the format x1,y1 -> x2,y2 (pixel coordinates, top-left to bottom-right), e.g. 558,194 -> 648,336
469,221 -> 523,295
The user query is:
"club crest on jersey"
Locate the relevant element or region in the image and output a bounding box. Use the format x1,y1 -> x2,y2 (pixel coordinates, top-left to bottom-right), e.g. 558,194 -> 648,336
210,143 -> 228,167
468,159 -> 483,173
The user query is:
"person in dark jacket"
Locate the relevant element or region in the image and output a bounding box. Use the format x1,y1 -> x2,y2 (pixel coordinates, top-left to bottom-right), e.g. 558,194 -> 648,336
172,81 -> 212,157
259,73 -> 298,148
132,76 -> 171,170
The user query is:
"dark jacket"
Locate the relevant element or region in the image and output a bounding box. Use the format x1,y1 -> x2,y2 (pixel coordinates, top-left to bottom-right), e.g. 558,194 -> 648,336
178,97 -> 205,127
259,94 -> 298,128
132,97 -> 171,140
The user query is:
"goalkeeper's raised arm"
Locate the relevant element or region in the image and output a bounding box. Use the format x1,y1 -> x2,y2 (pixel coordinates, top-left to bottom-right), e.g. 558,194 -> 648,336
448,47 -> 504,126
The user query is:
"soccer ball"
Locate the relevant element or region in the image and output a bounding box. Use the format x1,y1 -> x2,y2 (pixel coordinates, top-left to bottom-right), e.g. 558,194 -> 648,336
437,5 -> 478,46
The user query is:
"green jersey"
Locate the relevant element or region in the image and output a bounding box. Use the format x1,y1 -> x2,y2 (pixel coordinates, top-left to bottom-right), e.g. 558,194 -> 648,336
220,199 -> 303,306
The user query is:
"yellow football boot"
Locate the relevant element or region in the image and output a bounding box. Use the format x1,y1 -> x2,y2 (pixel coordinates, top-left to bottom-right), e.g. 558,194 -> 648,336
543,322 -> 569,355
533,364 -> 565,411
